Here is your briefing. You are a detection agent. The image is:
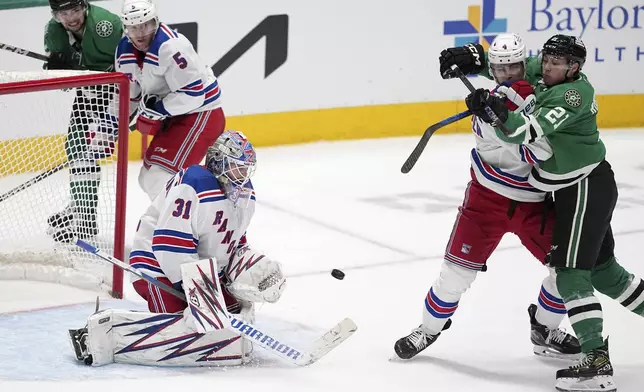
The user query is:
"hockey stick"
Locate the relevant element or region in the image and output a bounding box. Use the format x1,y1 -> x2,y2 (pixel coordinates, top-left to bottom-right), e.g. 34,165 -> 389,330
75,239 -> 358,366
1,122 -> 122,204
75,238 -> 187,300
0,161 -> 69,203
400,64 -> 515,173
0,42 -> 49,61
400,109 -> 472,173
450,64 -> 513,136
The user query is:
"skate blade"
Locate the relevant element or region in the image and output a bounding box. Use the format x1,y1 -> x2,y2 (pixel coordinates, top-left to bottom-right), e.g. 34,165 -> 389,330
533,344 -> 582,361
555,375 -> 616,392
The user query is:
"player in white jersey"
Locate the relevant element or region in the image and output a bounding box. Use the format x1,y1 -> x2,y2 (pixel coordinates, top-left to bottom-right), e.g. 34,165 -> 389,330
116,0 -> 226,200
128,129 -> 286,313
68,130 -> 286,367
394,33 -> 580,360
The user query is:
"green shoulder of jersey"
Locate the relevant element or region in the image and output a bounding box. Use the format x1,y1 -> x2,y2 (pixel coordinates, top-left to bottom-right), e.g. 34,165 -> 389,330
477,52 -> 604,181
503,62 -> 598,140
503,57 -> 605,181
44,5 -> 123,72
86,5 -> 123,49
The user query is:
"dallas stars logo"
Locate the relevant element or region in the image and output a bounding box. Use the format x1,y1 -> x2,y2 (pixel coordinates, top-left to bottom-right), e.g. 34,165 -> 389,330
96,20 -> 114,38
564,89 -> 582,108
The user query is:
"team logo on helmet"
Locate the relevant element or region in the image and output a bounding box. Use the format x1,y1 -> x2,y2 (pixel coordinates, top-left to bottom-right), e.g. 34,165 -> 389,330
564,89 -> 582,108
96,20 -> 114,38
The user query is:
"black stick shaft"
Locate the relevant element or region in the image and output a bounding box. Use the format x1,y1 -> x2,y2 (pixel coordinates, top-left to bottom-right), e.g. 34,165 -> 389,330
0,42 -> 49,62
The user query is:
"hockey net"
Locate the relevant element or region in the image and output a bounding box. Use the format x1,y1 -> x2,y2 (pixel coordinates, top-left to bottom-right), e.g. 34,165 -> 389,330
0,71 -> 129,298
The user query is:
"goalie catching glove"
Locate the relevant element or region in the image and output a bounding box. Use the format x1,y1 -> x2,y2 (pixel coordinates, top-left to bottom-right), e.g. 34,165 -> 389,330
225,246 -> 286,304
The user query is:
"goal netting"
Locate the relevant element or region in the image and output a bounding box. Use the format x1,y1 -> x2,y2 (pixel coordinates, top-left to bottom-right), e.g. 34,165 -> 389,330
0,70 -> 129,297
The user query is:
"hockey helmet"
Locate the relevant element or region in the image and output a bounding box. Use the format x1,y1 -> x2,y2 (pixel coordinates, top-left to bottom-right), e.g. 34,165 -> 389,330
206,130 -> 257,189
488,33 -> 527,82
120,0 -> 158,26
542,34 -> 587,72
49,0 -> 87,12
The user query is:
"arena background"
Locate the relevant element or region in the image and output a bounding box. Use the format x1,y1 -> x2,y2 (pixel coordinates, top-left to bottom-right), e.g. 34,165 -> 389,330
0,0 -> 642,159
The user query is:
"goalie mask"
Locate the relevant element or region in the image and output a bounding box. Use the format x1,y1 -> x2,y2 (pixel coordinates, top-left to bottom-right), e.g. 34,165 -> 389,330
206,130 -> 257,204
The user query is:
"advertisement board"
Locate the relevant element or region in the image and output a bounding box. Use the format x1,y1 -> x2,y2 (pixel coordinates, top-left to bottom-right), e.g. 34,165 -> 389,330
0,0 -> 641,150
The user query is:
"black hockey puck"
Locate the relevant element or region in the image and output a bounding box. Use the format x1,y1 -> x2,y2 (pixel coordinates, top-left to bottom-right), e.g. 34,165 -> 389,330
331,269 -> 345,280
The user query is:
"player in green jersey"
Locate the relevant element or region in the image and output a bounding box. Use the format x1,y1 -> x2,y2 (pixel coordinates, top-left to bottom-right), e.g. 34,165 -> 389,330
44,0 -> 122,71
440,35 -> 643,392
44,0 -> 123,242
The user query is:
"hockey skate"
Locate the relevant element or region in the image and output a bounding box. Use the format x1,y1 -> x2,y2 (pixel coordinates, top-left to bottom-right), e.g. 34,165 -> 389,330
68,297 -> 100,366
47,204 -> 74,229
68,327 -> 93,365
555,340 -> 616,392
528,304 -> 581,360
48,205 -> 98,243
394,319 -> 452,360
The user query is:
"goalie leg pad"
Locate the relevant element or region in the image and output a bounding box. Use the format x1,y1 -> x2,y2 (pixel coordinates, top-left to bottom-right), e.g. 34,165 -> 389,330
85,308 -> 249,367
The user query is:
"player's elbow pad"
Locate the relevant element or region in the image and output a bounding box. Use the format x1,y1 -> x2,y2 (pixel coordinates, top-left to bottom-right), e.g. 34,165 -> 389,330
225,246 -> 286,304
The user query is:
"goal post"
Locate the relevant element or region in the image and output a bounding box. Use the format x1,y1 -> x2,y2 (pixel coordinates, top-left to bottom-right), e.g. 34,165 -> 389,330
0,71 -> 130,298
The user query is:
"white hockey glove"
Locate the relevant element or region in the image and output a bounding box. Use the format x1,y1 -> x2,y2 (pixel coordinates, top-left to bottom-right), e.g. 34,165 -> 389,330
224,246 -> 286,304
495,80 -> 536,116
87,115 -> 118,159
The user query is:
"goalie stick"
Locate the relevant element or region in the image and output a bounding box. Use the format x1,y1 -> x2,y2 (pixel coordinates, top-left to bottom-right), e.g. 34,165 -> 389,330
0,42 -> 49,61
75,238 -> 357,366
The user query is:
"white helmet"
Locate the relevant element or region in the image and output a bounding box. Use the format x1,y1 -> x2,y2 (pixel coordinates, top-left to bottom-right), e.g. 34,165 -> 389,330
120,0 -> 158,26
488,33 -> 526,78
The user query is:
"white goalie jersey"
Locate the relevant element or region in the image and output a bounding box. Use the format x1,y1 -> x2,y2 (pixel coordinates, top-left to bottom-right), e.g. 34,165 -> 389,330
130,164 -> 255,286
81,165 -> 286,368
115,22 -> 221,117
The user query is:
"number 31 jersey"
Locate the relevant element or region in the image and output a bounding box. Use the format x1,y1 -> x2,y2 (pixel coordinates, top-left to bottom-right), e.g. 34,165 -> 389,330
129,165 -> 255,285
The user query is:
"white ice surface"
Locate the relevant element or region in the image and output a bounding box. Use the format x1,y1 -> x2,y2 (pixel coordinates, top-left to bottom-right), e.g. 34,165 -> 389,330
2,130 -> 644,392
